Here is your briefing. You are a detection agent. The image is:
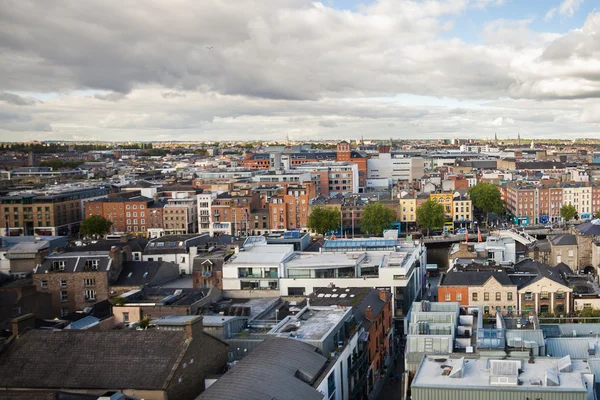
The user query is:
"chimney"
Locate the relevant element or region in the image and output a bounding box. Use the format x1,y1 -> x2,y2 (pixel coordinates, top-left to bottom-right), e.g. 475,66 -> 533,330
185,316 -> 204,340
12,313 -> 36,337
365,305 -> 373,321
379,289 -> 387,302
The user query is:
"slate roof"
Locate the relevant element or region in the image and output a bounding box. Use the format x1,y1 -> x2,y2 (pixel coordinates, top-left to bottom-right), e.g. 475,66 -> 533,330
113,261 -> 177,286
550,234 -> 577,246
511,259 -> 570,288
67,238 -> 147,253
37,255 -> 111,274
440,270 -> 514,287
199,338 -> 327,400
575,219 -> 600,236
0,330 -> 189,390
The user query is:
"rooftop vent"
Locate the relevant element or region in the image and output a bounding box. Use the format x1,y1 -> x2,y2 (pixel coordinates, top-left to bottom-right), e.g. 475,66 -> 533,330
557,355 -> 571,373
589,342 -> 596,356
449,357 -> 465,379
545,368 -> 560,387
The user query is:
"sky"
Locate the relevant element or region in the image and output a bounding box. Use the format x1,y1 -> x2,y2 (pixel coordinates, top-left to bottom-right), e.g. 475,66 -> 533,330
0,0 -> 599,142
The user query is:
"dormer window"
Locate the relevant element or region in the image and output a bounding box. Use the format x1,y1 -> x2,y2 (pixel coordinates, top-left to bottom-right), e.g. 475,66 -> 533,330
84,259 -> 99,270
52,261 -> 66,271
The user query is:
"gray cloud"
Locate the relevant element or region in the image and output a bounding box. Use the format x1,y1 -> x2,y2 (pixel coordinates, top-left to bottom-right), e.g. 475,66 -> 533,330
0,92 -> 38,106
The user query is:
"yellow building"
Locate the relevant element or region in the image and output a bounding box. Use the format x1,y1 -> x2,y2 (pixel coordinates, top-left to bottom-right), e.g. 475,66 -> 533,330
429,192 -> 453,218
400,196 -> 417,223
452,196 -> 472,228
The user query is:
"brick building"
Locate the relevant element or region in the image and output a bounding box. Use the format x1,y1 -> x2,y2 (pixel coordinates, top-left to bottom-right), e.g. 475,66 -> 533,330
268,183 -> 315,231
85,194 -> 155,235
33,246 -> 127,317
1,185 -> 110,236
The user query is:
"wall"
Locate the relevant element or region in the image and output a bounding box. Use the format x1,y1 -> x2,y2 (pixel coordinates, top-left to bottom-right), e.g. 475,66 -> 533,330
438,286 -> 469,305
468,278 -> 516,315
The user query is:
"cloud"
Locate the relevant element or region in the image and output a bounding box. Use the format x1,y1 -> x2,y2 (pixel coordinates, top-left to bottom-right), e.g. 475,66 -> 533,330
318,119 -> 339,128
0,92 -> 38,106
0,0 -> 599,141
545,0 -> 584,20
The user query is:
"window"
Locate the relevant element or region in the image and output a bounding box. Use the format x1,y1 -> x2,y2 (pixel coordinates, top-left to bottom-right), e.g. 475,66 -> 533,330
472,293 -> 478,301
495,292 -> 501,301
52,260 -> 66,271
84,259 -> 99,270
456,293 -> 462,301
60,291 -> 68,302
445,293 -> 451,301
60,280 -> 67,288
525,292 -> 533,301
84,289 -> 96,301
83,278 -> 96,287
507,292 -> 513,301
568,249 -> 574,257
61,307 -> 70,317
123,312 -> 130,323
540,291 -> 549,300
484,292 -> 489,301
556,290 -> 565,299
40,280 -> 48,289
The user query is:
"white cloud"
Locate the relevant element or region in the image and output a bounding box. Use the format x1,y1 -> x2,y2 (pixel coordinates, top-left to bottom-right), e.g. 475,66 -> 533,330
0,1 -> 599,141
545,0 -> 584,20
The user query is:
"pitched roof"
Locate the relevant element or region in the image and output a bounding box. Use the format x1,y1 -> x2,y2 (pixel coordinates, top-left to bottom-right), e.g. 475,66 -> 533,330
112,261 -> 178,286
0,330 -> 189,390
575,219 -> 600,236
199,338 -> 327,400
441,270 -> 514,287
512,259 -> 570,288
550,234 -> 577,246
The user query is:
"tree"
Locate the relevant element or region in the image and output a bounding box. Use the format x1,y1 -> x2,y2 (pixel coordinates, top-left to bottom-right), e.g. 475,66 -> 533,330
416,199 -> 445,237
468,182 -> 504,226
594,210 -> 600,219
80,215 -> 113,237
361,202 -> 396,236
307,206 -> 341,236
560,203 -> 578,222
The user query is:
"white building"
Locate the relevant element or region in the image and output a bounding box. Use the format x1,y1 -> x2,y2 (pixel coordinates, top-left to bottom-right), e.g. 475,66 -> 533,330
367,154 -> 425,183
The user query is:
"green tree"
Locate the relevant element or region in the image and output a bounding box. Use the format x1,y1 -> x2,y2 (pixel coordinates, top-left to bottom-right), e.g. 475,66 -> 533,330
560,203 -> 578,222
594,210 -> 600,219
468,182 -> 504,226
80,215 -> 113,237
361,202 -> 396,236
416,199 -> 445,237
307,206 -> 341,235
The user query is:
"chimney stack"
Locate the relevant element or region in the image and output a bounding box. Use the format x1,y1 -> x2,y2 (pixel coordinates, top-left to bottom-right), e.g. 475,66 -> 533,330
12,313 -> 36,337
379,289 -> 388,302
185,316 -> 204,340
365,305 -> 373,321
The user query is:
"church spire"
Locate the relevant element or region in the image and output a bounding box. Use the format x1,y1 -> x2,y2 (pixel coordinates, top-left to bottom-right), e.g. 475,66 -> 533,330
517,132 -> 521,147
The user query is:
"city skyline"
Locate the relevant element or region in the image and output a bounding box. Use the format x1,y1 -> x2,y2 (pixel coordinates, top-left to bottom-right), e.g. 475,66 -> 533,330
1,0 -> 599,142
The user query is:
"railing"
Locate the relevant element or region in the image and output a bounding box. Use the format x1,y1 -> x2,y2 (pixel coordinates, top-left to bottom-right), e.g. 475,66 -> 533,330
239,273 -> 279,279
350,368 -> 369,399
349,348 -> 368,376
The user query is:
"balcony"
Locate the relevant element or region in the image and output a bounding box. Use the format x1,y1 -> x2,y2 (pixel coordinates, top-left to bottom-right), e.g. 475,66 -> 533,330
202,270 -> 212,278
349,348 -> 368,376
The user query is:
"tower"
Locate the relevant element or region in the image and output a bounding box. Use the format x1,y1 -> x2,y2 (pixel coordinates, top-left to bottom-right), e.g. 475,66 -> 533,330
517,132 -> 521,147
285,134 -> 290,147
494,132 -> 498,145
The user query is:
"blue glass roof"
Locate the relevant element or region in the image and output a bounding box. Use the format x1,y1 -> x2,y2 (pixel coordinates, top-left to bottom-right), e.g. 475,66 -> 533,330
322,239 -> 396,248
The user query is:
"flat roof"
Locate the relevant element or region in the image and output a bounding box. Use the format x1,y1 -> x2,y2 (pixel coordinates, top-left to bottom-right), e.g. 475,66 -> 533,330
323,239 -> 397,249
227,244 -> 293,265
412,356 -> 590,391
271,307 -> 349,341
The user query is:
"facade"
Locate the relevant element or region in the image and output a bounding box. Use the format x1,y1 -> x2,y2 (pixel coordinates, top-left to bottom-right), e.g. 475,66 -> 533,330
451,196 -> 472,228
367,154 -> 424,185
549,234 -> 579,271
85,195 -> 154,235
33,247 -> 125,317
163,195 -> 198,235
1,185 -> 110,236
514,260 -> 573,315
268,183 -> 315,231
294,162 -> 359,196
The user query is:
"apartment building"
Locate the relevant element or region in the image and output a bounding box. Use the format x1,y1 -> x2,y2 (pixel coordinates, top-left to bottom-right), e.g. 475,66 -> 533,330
268,182 -> 315,231
451,195 -> 472,229
429,192 -> 454,218
367,154 -> 425,187
85,194 -> 155,235
505,181 -> 600,226
294,161 -> 359,196
1,185 -> 110,236
163,195 -> 197,235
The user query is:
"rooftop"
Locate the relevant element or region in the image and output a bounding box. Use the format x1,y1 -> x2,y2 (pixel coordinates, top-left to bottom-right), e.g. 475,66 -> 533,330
227,244 -> 294,265
412,356 -> 591,391
270,306 -> 351,341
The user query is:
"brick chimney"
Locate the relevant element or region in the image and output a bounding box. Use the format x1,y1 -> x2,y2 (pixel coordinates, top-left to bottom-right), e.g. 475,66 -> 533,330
365,305 -> 373,321
185,316 -> 204,340
12,313 -> 36,337
379,289 -> 388,302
